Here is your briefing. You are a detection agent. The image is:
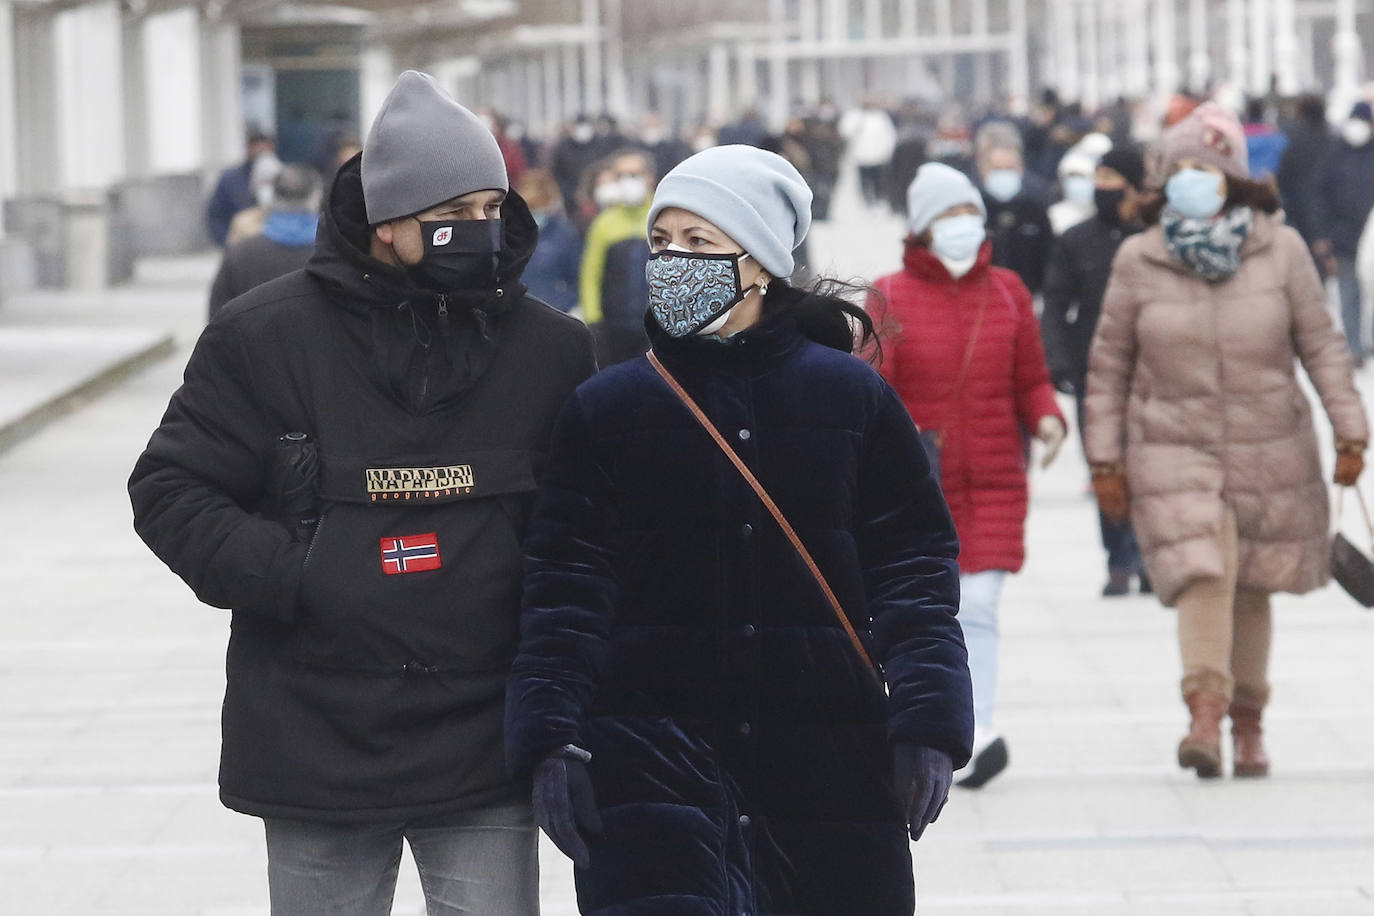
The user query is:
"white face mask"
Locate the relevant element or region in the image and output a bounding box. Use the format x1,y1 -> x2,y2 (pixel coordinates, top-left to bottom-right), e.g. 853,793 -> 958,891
617,176 -> 648,208
572,123 -> 595,144
593,182 -> 622,209
1344,119 -> 1372,147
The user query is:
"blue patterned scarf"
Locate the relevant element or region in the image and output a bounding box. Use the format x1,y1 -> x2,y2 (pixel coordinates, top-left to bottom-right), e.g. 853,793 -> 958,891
1161,206 -> 1252,283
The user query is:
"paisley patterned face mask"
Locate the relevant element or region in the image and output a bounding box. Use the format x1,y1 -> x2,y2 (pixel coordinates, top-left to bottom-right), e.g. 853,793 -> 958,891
646,248 -> 749,337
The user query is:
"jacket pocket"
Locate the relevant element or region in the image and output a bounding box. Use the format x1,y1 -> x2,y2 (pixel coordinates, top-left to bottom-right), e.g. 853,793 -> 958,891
291,468 -> 534,676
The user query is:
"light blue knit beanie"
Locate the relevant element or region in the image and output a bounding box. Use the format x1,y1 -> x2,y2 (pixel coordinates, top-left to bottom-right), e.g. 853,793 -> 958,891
646,145 -> 813,279
906,162 -> 987,236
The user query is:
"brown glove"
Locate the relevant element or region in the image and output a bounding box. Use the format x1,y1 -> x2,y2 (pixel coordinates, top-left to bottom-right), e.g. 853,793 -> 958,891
1092,469 -> 1130,523
1335,452 -> 1365,487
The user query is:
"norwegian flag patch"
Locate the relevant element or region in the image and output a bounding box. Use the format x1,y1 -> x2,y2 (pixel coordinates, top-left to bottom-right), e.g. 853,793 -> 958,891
380,533 -> 441,575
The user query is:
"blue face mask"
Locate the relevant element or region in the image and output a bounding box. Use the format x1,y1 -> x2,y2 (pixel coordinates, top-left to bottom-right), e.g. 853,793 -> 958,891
1062,174 -> 1095,206
929,213 -> 987,263
646,249 -> 749,337
983,169 -> 1023,203
1165,168 -> 1225,220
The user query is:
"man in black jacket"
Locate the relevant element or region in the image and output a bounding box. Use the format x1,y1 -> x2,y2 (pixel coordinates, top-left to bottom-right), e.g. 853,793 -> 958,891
1042,146 -> 1148,597
129,71 -> 595,915
974,120 -> 1053,294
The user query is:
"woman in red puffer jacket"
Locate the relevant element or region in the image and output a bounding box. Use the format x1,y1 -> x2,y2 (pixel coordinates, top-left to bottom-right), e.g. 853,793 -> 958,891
868,161 -> 1065,790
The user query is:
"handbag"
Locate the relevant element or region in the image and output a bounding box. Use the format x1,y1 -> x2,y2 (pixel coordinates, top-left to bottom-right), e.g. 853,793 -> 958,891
1331,485 -> 1374,608
647,349 -> 883,685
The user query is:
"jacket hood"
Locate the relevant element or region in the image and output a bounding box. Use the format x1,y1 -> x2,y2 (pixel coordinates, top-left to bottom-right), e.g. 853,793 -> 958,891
306,152 -> 536,313
901,237 -> 994,284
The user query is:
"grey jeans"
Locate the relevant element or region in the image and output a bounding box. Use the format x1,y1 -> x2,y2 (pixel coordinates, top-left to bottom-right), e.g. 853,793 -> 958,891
263,802 -> 538,916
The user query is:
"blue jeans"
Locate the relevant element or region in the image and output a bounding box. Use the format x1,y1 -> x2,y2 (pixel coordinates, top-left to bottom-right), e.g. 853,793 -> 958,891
264,803 -> 538,916
1337,256 -> 1365,359
959,570 -> 1007,741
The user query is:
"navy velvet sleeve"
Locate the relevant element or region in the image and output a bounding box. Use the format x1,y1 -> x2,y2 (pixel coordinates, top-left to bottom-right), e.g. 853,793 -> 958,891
505,390 -> 621,777
857,383 -> 974,767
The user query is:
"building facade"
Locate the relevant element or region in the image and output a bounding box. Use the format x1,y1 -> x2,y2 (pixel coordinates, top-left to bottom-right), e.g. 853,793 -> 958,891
0,0 -> 1367,291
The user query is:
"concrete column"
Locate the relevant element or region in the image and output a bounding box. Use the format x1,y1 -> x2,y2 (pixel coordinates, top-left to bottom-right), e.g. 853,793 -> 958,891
1100,5 -> 1122,103
581,0 -> 602,114
935,0 -> 954,97
1272,0 -> 1298,95
1248,0 -> 1271,95
524,56 -> 543,136
1125,1 -> 1152,98
863,0 -> 881,41
1227,0 -> 1248,90
200,16 -> 243,170
141,8 -> 203,174
0,0 -> 14,234
737,41 -> 759,112
822,0 -> 844,44
707,43 -> 731,124
360,46 -> 394,136
768,0 -> 790,128
1331,0 -> 1362,120
1152,0 -> 1179,100
560,41 -> 582,119
12,5 -> 60,194
54,1 -> 125,190
604,0 -> 627,118
899,0 -> 917,37
1007,0 -> 1029,105
1187,0 -> 1210,92
971,0 -> 991,103
1081,1 -> 1100,112
543,48 -> 562,131
1055,0 -> 1079,104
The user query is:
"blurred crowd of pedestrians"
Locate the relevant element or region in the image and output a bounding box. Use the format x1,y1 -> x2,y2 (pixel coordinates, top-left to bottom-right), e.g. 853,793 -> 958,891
199,77 -> 1374,798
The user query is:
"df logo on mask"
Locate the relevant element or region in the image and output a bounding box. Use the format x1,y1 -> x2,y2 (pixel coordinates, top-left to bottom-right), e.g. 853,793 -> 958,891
432,226 -> 453,246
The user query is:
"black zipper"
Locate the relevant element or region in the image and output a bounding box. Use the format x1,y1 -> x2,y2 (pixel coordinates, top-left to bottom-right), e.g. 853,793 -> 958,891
303,507 -> 330,569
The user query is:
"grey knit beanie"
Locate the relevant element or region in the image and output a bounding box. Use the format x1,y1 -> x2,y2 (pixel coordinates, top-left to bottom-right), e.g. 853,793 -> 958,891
906,162 -> 987,235
646,145 -> 812,279
362,70 -> 508,224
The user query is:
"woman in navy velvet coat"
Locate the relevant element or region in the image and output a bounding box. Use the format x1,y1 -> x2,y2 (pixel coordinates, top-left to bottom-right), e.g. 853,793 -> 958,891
506,146 -> 973,915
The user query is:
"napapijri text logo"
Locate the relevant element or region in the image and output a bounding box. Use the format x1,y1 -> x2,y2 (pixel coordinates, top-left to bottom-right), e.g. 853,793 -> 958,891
366,464 -> 475,501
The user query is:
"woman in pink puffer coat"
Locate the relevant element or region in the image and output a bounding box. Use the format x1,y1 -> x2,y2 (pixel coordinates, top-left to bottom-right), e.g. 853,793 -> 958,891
1084,103 -> 1368,780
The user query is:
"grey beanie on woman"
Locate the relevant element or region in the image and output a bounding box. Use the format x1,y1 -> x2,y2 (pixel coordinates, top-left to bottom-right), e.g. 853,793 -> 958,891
646,145 -> 813,279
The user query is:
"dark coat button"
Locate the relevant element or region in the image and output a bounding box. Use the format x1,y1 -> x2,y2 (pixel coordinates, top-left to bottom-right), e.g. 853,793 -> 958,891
739,721 -> 752,736
738,428 -> 751,441
738,814 -> 751,827
741,624 -> 757,638
740,523 -> 753,536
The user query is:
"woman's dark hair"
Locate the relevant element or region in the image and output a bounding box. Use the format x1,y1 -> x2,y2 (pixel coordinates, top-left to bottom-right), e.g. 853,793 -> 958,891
762,276 -> 882,362
1136,172 -> 1281,225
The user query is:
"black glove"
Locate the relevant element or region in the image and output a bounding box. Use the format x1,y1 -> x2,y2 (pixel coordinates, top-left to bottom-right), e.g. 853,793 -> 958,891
892,743 -> 953,841
532,746 -> 602,867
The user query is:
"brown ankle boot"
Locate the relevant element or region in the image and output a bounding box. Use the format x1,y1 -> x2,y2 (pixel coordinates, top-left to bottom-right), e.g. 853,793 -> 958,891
1229,701 -> 1270,778
1178,691 -> 1227,778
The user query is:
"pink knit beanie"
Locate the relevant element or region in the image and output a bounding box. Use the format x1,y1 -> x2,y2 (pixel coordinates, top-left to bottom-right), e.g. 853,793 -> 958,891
1158,101 -> 1250,180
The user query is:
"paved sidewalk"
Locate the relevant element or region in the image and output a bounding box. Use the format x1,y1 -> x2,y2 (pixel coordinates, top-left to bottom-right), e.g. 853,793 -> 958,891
2,191 -> 1373,914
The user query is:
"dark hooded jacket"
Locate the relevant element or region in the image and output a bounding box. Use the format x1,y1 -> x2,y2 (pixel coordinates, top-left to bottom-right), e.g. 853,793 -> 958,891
506,310 -> 972,915
129,154 -> 596,822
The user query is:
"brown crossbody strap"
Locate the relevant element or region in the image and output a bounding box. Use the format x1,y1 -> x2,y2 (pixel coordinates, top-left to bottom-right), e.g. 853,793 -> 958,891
647,349 -> 882,685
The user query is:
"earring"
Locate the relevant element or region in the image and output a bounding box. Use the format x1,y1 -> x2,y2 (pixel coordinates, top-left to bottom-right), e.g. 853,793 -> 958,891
758,279 -> 769,297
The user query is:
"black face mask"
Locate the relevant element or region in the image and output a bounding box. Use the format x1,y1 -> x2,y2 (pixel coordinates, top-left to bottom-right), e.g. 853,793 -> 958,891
1094,188 -> 1127,227
407,218 -> 503,293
